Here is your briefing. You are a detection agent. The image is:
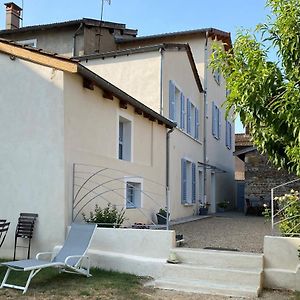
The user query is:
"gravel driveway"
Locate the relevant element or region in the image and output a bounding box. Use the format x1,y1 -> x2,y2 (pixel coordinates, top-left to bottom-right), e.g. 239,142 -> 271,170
171,212 -> 276,253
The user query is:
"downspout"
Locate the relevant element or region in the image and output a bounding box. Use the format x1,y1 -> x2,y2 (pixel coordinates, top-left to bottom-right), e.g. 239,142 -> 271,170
166,127 -> 174,230
159,47 -> 165,115
72,22 -> 83,57
203,31 -> 209,206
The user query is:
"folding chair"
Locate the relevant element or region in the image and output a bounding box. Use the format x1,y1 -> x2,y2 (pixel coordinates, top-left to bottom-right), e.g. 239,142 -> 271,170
1,222 -> 97,294
0,220 -> 10,248
14,213 -> 38,260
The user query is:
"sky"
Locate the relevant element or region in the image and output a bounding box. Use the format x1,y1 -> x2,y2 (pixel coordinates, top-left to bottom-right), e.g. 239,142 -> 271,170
0,0 -> 271,132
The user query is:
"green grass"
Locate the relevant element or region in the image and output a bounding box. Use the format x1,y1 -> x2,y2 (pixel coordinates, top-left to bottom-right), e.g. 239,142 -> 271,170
0,261 -> 152,299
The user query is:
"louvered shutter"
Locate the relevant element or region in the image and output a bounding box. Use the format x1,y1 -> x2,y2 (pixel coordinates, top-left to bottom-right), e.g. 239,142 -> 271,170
192,163 -> 196,203
169,80 -> 175,121
195,107 -> 199,139
181,158 -> 187,204
187,99 -> 191,134
218,108 -> 221,139
180,93 -> 185,129
212,102 -> 216,137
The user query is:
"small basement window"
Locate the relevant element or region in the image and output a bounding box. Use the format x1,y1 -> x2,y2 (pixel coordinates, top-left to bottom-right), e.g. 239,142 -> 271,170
125,180 -> 142,209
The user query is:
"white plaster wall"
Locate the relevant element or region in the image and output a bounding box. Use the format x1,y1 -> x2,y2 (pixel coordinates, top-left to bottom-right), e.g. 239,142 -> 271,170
0,53 -> 66,258
82,52 -> 161,113
263,236 -> 300,291
63,73 -> 167,226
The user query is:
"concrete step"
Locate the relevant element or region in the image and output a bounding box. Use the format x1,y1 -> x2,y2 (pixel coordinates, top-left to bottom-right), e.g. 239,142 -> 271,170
172,248 -> 263,271
162,263 -> 262,287
149,278 -> 261,298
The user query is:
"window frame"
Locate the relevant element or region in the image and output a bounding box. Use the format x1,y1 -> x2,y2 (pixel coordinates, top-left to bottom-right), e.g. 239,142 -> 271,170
124,177 -> 143,209
117,112 -> 133,162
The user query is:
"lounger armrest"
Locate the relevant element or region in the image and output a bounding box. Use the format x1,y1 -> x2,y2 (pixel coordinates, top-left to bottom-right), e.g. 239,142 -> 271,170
64,255 -> 88,265
36,251 -> 54,261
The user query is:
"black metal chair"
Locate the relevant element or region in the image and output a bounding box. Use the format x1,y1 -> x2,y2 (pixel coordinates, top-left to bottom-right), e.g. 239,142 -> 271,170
13,213 -> 38,260
0,219 -> 10,248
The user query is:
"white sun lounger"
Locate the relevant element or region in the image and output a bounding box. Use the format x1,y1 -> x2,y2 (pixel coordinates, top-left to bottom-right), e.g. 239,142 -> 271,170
0,222 -> 97,294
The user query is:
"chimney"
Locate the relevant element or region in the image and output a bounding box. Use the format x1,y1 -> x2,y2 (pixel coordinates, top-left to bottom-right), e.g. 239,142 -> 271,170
5,2 -> 22,30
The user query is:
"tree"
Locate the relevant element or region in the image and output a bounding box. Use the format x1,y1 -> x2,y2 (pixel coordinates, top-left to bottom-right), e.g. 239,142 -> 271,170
211,0 -> 300,175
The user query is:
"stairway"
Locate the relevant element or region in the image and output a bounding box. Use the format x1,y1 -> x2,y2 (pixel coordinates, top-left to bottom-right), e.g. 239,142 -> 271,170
149,248 -> 263,298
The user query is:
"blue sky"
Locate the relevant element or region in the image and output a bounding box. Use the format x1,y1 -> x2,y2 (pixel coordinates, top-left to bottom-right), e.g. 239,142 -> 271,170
0,0 -> 271,132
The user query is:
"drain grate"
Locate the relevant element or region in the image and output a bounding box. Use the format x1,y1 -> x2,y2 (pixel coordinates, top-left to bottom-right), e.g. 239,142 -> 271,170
204,246 -> 239,251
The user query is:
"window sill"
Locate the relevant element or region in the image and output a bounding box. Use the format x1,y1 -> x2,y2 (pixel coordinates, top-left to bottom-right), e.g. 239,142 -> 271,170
183,203 -> 195,207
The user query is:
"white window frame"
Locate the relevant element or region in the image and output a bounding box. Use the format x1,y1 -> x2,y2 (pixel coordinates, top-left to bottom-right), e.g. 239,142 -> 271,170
117,112 -> 133,162
124,177 -> 143,209
17,39 -> 37,47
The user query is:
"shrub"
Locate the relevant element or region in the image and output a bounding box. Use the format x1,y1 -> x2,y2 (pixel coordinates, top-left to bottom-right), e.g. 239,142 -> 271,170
82,203 -> 125,228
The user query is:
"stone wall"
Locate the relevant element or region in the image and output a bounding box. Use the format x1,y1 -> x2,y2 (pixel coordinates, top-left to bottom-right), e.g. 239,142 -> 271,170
244,150 -> 300,203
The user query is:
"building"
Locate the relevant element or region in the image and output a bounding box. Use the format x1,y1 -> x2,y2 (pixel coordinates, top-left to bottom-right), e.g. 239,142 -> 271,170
0,38 -> 174,257
0,3 -> 235,220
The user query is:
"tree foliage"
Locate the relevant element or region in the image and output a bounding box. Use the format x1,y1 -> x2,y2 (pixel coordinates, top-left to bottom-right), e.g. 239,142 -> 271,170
211,0 -> 300,175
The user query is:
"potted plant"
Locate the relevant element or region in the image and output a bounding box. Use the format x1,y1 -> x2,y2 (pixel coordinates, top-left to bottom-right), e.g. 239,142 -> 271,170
156,208 -> 167,225
199,202 -> 210,215
217,201 -> 229,212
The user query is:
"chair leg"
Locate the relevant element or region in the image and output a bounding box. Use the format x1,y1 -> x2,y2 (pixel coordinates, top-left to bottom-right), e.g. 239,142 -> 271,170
23,270 -> 35,294
0,268 -> 11,289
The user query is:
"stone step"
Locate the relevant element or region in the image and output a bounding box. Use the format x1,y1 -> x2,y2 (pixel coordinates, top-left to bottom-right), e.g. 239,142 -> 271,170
148,278 -> 261,298
162,263 -> 262,287
172,248 -> 263,271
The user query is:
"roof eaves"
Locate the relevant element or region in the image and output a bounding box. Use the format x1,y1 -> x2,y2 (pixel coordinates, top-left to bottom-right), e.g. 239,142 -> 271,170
77,64 -> 176,129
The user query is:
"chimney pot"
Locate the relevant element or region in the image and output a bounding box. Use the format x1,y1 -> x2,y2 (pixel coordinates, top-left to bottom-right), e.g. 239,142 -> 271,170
4,2 -> 22,30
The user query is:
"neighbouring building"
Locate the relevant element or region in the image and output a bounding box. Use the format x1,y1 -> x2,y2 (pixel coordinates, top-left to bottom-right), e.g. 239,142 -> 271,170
235,133 -> 300,212
0,38 -> 175,258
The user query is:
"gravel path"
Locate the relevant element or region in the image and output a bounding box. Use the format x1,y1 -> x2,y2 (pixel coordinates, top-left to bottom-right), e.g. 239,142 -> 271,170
171,212 -> 276,253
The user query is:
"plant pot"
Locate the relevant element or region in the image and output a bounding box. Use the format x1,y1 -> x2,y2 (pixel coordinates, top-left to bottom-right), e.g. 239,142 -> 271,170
156,213 -> 167,225
199,208 -> 208,215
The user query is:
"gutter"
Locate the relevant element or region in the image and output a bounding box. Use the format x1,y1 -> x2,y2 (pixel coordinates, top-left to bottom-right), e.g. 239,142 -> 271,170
159,47 -> 164,115
166,127 -> 175,230
77,64 -> 176,129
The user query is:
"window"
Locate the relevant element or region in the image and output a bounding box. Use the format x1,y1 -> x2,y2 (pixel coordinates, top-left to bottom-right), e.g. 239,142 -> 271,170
212,50 -> 221,85
226,120 -> 232,149
169,80 -> 185,128
118,116 -> 132,161
212,102 -> 221,139
16,39 -> 37,48
125,178 -> 142,209
181,158 -> 196,204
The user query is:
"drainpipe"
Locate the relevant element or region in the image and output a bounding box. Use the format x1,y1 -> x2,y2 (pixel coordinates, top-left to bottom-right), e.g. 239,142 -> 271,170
166,127 -> 174,230
72,22 -> 83,57
203,31 -> 209,206
159,47 -> 165,115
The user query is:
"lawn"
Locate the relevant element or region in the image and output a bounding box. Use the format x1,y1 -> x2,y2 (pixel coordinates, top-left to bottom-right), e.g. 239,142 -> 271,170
0,263 -> 151,300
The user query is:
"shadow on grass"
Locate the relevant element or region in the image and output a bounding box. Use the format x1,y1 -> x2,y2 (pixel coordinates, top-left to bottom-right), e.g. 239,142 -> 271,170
0,261 -> 150,300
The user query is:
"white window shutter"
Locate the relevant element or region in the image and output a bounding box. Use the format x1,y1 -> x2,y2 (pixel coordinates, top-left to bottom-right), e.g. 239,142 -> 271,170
180,93 -> 185,129
169,80 -> 175,121
181,158 -> 187,204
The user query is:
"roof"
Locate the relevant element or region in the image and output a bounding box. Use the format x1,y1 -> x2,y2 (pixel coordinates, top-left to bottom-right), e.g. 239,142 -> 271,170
0,38 -> 175,129
76,43 -> 203,93
0,18 -> 138,36
234,146 -> 257,161
235,133 -> 253,147
116,27 -> 232,51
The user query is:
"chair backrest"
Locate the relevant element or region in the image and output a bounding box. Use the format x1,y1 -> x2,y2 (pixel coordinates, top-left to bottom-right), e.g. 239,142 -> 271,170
52,223 -> 97,266
0,221 -> 10,248
15,213 -> 38,239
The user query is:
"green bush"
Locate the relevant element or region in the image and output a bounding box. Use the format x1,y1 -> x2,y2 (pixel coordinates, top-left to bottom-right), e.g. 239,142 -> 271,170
264,190 -> 300,237
82,203 -> 125,228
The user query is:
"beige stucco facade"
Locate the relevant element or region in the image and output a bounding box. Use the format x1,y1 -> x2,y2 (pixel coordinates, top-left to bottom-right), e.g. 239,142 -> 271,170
0,51 -> 169,257
82,48 -> 205,219
117,34 -> 235,213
